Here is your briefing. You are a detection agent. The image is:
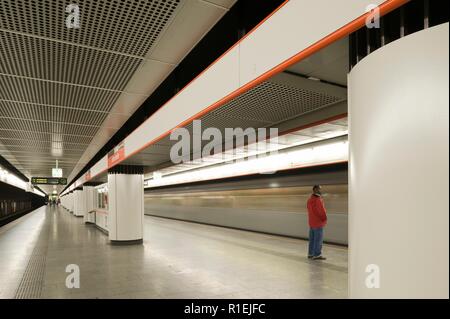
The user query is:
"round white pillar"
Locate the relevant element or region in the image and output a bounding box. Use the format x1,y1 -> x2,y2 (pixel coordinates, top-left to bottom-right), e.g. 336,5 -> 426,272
348,24 -> 449,298
107,166 -> 144,244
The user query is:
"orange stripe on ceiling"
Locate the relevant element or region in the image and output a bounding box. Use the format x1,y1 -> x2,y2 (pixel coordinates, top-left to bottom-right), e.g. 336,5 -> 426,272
122,0 -> 407,163
85,114 -> 349,184
82,0 -> 407,184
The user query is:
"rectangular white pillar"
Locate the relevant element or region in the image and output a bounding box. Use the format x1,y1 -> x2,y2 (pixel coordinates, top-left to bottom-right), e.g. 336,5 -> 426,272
73,189 -> 84,217
83,186 -> 95,224
69,192 -> 74,213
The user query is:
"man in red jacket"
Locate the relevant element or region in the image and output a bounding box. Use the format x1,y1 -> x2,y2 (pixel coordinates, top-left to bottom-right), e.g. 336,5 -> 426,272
307,185 -> 327,260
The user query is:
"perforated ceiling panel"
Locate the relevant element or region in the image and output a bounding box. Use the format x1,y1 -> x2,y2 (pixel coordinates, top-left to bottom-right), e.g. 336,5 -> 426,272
205,80 -> 343,125
0,0 -> 181,56
0,31 -> 142,89
0,0 -> 185,193
0,130 -> 94,145
0,101 -> 109,127
0,75 -> 122,110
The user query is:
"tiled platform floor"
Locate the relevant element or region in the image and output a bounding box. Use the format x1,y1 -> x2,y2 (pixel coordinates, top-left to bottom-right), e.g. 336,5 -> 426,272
0,206 -> 347,299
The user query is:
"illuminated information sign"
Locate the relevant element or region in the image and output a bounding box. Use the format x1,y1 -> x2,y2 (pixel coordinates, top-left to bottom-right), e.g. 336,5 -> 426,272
31,177 -> 67,185
52,168 -> 63,178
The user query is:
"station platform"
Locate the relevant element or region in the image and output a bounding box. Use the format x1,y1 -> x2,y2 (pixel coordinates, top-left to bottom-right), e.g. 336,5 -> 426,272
0,206 -> 347,299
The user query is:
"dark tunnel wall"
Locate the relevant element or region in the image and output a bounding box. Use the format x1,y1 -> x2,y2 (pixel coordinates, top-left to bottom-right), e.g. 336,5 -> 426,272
0,181 -> 45,226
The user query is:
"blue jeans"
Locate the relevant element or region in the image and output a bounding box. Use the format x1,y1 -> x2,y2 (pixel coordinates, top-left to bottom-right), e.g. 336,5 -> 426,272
308,227 -> 324,257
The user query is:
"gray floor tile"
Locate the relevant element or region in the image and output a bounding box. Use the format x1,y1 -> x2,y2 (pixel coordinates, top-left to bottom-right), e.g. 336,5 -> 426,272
0,206 -> 348,299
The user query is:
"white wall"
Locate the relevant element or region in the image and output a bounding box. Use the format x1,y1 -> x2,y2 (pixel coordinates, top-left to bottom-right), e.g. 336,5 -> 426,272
348,24 -> 449,298
95,210 -> 108,232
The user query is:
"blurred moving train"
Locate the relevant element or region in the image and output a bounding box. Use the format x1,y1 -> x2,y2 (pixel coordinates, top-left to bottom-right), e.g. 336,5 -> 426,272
144,163 -> 348,245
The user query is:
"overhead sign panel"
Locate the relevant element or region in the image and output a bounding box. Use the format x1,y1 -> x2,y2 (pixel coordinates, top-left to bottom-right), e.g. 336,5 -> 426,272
52,168 -> 63,177
107,142 -> 125,167
31,177 -> 67,185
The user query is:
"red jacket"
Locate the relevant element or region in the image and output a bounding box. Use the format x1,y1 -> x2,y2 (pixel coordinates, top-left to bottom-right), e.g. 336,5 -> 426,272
307,194 -> 327,228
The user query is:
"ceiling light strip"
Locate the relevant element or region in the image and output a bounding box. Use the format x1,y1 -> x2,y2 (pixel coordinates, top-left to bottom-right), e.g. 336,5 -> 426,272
145,137 -> 348,189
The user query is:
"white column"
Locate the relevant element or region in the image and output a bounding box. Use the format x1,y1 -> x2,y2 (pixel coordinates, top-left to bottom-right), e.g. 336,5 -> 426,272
108,170 -> 144,244
83,186 -> 95,224
73,189 -> 84,217
348,24 -> 449,298
69,192 -> 74,213
72,191 -> 77,214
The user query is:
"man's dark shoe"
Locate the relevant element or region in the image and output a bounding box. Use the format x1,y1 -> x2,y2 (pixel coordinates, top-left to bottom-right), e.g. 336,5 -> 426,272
307,255 -> 313,259
312,255 -> 326,260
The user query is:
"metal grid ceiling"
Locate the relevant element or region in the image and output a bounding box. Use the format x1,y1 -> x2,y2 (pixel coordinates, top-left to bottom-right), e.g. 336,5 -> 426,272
0,0 -> 183,187
0,0 -> 181,56
0,31 -> 143,89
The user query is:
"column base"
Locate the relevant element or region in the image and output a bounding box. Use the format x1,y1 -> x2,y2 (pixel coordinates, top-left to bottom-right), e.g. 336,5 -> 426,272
110,239 -> 143,245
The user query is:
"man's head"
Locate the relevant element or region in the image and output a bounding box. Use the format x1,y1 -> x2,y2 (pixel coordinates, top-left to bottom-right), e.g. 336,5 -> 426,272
312,185 -> 322,195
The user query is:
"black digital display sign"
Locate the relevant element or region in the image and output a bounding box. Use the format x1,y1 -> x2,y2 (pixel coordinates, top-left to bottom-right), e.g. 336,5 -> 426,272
31,177 -> 67,185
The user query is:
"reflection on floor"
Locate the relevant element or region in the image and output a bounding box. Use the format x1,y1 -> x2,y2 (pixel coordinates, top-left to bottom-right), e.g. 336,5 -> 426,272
0,206 -> 347,299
